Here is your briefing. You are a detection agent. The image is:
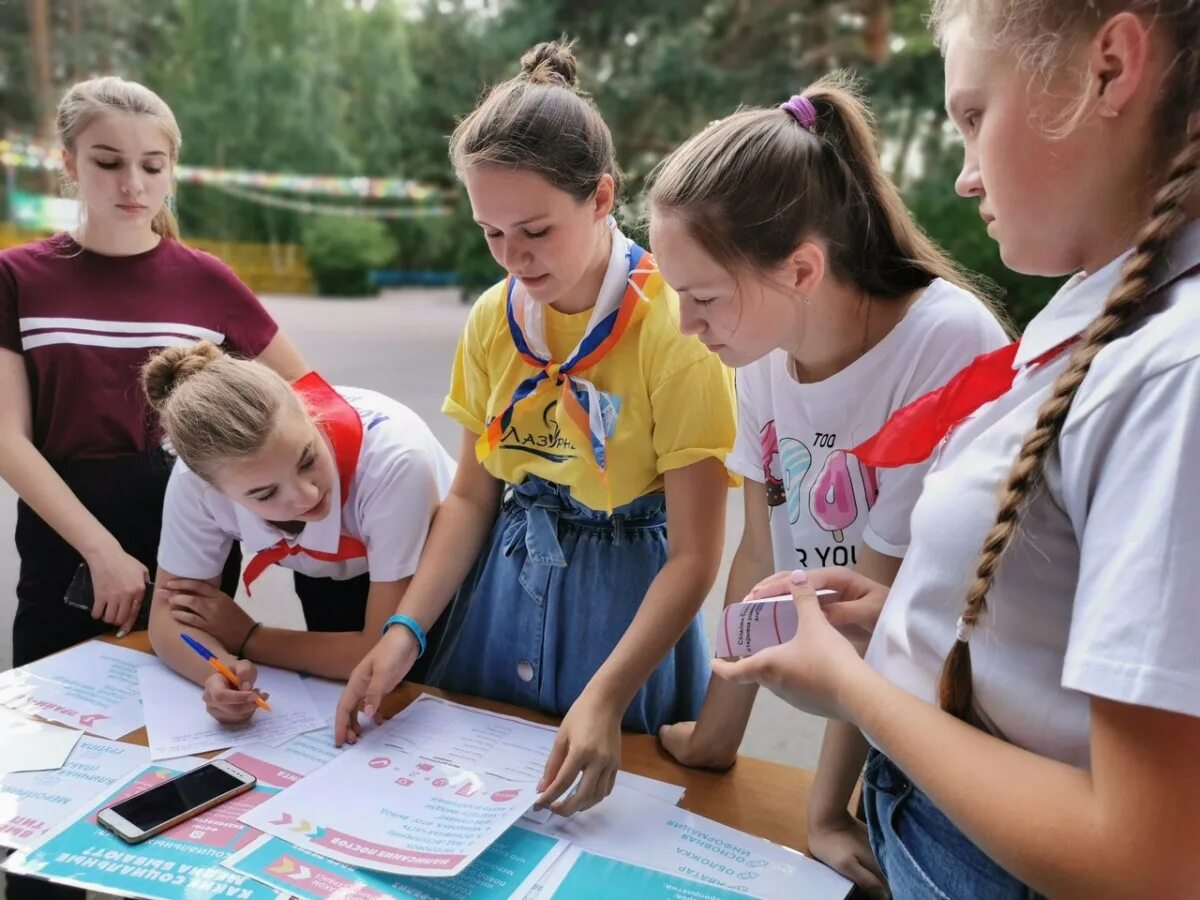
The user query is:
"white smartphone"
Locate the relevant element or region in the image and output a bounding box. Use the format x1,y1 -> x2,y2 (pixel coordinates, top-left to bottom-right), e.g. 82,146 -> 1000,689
97,760 -> 256,844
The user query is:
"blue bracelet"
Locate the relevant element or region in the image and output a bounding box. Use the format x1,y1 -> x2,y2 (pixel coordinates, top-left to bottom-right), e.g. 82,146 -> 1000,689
381,614 -> 427,659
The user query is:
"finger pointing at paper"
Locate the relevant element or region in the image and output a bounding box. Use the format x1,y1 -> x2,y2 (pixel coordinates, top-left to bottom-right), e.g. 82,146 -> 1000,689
712,569 -> 865,722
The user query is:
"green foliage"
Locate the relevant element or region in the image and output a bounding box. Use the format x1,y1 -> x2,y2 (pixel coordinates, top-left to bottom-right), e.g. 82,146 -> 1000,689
301,215 -> 397,297
5,0 -> 1057,323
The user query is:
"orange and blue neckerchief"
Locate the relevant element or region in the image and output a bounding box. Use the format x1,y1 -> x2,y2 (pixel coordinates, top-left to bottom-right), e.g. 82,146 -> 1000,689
477,243 -> 658,506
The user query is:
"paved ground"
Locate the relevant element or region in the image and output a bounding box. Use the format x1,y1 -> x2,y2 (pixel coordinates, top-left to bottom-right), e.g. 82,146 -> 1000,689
0,286 -> 828,774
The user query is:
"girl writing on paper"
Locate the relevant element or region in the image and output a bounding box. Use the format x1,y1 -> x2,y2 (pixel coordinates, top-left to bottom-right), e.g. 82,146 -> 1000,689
143,343 -> 454,725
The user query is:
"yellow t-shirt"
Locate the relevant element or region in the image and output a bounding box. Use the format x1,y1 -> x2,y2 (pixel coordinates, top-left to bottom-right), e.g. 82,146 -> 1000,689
443,274 -> 738,511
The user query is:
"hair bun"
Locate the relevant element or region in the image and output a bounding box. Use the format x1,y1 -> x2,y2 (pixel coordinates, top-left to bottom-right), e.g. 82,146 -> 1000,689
520,40 -> 579,90
141,340 -> 223,411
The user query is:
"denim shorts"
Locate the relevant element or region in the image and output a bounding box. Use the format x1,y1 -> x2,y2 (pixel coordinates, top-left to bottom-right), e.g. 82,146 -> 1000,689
863,750 -> 1044,900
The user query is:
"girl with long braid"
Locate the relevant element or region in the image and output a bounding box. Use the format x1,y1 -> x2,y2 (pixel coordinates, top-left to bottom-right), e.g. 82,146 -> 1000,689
719,3 -> 1200,897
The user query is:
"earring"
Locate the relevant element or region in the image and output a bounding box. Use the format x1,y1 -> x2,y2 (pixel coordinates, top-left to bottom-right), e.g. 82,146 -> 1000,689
1099,98 -> 1119,119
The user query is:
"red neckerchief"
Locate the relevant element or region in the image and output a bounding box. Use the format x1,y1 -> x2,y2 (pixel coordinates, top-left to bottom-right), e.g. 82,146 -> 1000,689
851,262 -> 1200,469
850,339 -> 1074,468
241,373 -> 366,595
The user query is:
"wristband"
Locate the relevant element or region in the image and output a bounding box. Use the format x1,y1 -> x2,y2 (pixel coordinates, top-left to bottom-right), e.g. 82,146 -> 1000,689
237,621 -> 261,658
381,614 -> 427,659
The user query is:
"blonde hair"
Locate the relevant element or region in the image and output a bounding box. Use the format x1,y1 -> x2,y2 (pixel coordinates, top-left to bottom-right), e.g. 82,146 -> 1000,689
648,72 -> 1004,323
449,40 -> 623,201
142,342 -> 305,483
928,1 -> 1200,722
56,76 -> 183,240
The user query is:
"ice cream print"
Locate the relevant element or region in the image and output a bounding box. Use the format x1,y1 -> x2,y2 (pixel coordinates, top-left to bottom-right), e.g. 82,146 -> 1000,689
756,419 -> 874,566
811,449 -> 858,543
781,438 -> 812,526
759,421 -> 785,507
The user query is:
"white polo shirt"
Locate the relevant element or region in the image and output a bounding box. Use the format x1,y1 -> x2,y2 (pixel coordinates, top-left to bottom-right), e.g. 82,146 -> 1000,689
866,220 -> 1200,770
158,387 -> 455,584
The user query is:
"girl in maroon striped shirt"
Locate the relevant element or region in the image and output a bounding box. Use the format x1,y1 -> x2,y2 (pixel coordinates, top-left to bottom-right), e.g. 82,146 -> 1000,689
0,78 -> 306,685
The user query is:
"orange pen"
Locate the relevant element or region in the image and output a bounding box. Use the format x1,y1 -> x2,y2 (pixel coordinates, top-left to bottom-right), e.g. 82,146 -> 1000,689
180,633 -> 271,712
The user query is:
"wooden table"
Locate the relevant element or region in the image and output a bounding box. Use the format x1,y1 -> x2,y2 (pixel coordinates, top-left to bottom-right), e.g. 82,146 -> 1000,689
107,632 -> 816,852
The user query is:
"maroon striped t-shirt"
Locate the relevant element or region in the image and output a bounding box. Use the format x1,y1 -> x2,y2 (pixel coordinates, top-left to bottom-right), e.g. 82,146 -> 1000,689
0,234 -> 279,463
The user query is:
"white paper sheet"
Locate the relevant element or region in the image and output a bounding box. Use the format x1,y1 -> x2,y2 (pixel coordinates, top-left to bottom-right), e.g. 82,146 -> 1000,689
218,726 -> 345,783
138,662 -> 325,760
525,784 -> 852,899
373,695 -> 686,822
0,736 -> 150,850
519,771 -> 686,826
0,642 -> 157,739
364,693 -> 560,781
299,675 -> 345,722
0,708 -> 82,775
240,695 -> 566,877
613,770 -> 686,806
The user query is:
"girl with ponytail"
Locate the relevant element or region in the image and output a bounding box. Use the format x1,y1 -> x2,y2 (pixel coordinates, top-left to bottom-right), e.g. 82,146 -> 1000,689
647,73 -> 1007,894
720,3 -> 1200,897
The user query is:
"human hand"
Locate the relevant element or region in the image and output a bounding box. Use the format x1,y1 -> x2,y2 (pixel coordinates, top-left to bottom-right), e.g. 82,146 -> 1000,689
166,579 -> 256,652
334,626 -> 420,745
536,692 -> 623,816
203,659 -> 268,725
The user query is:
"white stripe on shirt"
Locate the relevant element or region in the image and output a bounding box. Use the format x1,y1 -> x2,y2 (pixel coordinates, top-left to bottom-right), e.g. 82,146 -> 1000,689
21,332 -> 215,351
18,317 -> 224,343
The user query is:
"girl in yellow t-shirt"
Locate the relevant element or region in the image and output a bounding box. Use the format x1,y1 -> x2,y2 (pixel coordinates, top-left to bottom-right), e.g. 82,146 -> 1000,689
335,40 -> 737,817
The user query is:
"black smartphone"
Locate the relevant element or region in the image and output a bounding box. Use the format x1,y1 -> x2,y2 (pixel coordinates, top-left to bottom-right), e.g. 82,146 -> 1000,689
63,562 -> 154,630
97,761 -> 256,843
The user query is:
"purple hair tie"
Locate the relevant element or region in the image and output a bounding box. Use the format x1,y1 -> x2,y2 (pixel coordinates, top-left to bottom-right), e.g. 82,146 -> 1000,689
780,95 -> 817,132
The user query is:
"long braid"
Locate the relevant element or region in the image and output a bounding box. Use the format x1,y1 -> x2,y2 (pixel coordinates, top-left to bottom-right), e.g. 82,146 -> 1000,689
939,123 -> 1200,721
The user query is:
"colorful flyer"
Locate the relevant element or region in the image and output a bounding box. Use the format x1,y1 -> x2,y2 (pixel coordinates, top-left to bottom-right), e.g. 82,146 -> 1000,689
239,694 -> 564,877
527,784 -> 851,899
242,740 -> 540,877
3,758 -> 288,899
224,826 -> 567,899
526,846 -> 760,899
0,736 -> 150,850
0,641 -> 157,739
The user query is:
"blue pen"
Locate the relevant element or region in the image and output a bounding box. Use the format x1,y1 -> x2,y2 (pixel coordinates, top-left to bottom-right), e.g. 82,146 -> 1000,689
180,633 -> 271,712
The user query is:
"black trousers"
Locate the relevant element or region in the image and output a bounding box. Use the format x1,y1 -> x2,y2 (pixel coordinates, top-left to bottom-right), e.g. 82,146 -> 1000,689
7,449 -> 240,900
12,449 -> 242,667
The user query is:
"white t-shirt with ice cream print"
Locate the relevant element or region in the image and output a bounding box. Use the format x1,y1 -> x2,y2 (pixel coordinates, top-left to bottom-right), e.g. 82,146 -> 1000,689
726,279 -> 1008,571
